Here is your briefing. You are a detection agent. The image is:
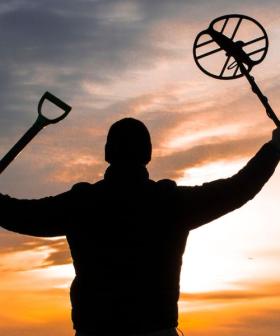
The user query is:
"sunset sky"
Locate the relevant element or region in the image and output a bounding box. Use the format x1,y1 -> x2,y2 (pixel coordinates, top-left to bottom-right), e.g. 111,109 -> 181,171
0,1 -> 280,335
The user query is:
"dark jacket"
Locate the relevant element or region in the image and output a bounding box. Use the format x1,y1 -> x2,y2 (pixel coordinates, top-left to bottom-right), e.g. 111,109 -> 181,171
0,142 -> 279,335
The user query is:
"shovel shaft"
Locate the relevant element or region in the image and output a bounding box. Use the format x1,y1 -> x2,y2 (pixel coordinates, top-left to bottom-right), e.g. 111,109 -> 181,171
0,117 -> 45,174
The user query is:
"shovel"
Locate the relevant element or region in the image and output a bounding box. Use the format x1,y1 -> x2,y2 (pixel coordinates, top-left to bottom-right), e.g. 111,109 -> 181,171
0,91 -> 71,174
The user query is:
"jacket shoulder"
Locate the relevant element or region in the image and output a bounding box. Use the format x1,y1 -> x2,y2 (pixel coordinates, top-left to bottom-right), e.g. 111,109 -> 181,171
70,180 -> 104,192
156,179 -> 177,190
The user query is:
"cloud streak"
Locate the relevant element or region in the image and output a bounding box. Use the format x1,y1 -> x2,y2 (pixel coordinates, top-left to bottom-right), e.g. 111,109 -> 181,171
180,280 -> 280,303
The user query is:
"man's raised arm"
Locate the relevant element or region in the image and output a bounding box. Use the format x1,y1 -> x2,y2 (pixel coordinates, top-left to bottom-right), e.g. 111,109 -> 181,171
0,188 -> 75,237
176,129 -> 280,231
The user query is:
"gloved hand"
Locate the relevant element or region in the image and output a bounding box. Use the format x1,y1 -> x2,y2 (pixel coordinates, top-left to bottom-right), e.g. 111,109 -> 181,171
271,128 -> 280,153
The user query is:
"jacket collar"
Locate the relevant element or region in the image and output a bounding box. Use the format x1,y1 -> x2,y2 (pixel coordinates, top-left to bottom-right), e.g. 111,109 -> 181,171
104,163 -> 149,182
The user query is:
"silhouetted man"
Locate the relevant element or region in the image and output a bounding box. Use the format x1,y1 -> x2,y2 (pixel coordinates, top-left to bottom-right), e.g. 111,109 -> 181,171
1,118 -> 280,336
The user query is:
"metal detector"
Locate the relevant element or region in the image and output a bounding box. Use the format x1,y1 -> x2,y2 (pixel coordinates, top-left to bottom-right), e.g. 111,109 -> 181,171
193,14 -> 280,127
0,92 -> 71,174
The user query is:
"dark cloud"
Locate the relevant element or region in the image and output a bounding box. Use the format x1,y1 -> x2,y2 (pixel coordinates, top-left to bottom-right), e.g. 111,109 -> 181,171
0,231 -> 71,269
0,0 -> 191,116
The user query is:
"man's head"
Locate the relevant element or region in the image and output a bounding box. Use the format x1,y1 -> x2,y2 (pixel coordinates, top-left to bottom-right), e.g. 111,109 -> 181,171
105,118 -> 152,165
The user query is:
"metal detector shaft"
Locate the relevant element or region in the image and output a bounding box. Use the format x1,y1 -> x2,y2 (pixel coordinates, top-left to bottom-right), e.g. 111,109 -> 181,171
0,92 -> 71,174
239,62 -> 280,127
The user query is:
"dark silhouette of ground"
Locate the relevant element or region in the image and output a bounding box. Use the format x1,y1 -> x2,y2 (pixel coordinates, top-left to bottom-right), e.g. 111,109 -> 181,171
1,118 -> 280,336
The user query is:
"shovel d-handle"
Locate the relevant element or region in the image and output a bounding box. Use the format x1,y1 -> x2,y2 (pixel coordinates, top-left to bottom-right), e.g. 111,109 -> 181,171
38,91 -> 72,125
0,92 -> 72,175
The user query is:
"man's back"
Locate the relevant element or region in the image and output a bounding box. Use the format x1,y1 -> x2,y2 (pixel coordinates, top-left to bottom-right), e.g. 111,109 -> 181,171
67,165 -> 188,335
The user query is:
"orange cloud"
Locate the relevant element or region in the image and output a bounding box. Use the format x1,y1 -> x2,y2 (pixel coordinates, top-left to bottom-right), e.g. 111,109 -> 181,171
178,281 -> 280,335
179,280 -> 280,303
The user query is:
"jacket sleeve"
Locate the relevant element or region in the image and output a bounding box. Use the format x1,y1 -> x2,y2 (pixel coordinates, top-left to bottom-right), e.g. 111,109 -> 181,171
0,187 -> 76,237
176,142 -> 280,231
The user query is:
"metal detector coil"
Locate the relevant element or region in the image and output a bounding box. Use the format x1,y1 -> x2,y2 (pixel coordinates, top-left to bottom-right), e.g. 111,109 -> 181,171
193,14 -> 280,127
193,14 -> 269,80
